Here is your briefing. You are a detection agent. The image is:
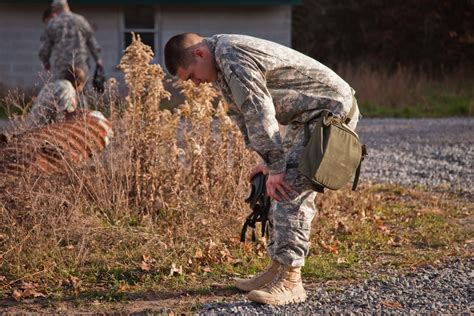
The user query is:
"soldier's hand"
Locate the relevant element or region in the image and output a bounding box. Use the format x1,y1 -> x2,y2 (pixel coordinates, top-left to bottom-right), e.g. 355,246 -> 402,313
249,163 -> 269,181
266,172 -> 294,202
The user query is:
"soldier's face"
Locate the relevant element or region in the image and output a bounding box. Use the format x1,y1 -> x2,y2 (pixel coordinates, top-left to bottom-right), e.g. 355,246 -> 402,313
176,47 -> 217,85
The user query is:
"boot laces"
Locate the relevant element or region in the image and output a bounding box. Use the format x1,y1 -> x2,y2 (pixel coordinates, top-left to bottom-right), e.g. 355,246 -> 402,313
261,270 -> 292,294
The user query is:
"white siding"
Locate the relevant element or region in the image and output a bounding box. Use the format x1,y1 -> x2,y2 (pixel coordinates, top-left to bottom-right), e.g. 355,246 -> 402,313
0,4 -> 45,89
0,4 -> 292,90
158,5 -> 292,63
74,6 -> 124,85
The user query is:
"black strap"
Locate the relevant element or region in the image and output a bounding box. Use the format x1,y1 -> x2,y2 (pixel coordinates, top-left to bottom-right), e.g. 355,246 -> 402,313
352,144 -> 367,191
240,173 -> 271,242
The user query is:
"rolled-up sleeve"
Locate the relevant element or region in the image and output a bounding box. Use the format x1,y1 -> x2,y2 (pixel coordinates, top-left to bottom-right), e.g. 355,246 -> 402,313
220,52 -> 285,174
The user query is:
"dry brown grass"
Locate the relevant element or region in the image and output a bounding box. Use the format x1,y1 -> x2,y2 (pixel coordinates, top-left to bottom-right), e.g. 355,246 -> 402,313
0,35 -> 471,308
0,34 -> 255,300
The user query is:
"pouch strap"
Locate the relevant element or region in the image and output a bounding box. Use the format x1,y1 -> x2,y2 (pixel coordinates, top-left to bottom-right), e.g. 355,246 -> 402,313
344,98 -> 357,125
352,144 -> 367,191
303,122 -> 311,146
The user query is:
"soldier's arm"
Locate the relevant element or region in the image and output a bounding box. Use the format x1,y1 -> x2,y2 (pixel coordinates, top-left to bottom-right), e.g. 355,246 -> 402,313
38,28 -> 53,67
221,92 -> 251,146
81,17 -> 102,63
228,112 -> 251,147
220,52 -> 285,175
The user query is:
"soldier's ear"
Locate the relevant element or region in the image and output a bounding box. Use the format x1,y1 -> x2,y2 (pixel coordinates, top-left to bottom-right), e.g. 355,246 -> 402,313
193,48 -> 205,59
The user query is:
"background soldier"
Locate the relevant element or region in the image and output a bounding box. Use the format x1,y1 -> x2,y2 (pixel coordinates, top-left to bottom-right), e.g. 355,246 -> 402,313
164,33 -> 360,306
42,7 -> 57,26
38,0 -> 103,81
40,8 -> 57,47
25,66 -> 87,129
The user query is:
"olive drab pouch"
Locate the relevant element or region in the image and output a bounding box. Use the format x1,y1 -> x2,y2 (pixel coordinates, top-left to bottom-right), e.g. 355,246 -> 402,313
297,109 -> 367,193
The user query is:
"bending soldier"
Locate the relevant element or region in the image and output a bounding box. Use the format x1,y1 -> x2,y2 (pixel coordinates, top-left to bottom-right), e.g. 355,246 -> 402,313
164,33 -> 360,306
25,67 -> 87,129
38,0 -> 102,81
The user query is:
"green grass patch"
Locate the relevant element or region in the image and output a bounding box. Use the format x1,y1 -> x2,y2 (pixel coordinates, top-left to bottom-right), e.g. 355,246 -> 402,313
361,92 -> 474,118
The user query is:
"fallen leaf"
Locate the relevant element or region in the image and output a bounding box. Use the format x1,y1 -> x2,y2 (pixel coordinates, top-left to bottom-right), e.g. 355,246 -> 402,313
194,248 -> 203,259
21,282 -> 46,298
337,257 -> 348,264
69,276 -> 81,290
12,289 -> 22,301
169,263 -> 183,276
319,240 -> 338,254
242,243 -> 252,253
118,283 -> 128,292
140,261 -> 151,271
22,287 -> 46,298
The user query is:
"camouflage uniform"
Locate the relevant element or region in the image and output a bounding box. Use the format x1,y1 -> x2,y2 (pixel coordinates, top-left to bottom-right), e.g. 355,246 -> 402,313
25,79 -> 78,129
38,11 -> 101,79
206,34 -> 360,267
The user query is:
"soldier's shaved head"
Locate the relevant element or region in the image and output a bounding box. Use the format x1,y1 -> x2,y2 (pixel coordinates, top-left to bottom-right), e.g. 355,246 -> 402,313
164,33 -> 205,76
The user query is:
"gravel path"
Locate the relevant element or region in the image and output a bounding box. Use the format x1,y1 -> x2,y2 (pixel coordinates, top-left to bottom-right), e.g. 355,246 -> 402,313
199,258 -> 473,315
198,118 -> 473,315
358,118 -> 474,199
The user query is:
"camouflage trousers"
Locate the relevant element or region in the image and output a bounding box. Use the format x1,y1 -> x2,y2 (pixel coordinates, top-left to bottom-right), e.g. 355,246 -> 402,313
267,102 -> 360,267
51,60 -> 90,81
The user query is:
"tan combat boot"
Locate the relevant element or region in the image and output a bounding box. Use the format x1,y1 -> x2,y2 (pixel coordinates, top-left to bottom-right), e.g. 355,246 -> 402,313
247,266 -> 306,305
235,260 -> 282,292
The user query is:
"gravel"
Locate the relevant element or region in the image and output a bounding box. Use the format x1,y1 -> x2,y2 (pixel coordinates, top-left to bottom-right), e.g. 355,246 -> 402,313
198,258 -> 473,315
197,118 -> 473,315
357,118 -> 474,200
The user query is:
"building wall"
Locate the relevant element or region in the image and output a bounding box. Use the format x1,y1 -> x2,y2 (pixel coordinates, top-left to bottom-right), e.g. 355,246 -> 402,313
0,4 -> 46,89
158,6 -> 292,62
0,4 -> 292,91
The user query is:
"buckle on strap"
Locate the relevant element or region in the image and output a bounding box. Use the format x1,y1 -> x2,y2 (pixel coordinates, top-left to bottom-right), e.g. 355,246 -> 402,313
344,97 -> 357,125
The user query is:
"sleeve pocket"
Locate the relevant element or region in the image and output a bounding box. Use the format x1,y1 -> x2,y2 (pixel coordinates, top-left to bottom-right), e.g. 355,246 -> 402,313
228,75 -> 250,107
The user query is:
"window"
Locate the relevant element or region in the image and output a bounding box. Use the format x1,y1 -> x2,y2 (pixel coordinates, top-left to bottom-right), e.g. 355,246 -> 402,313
123,6 -> 156,53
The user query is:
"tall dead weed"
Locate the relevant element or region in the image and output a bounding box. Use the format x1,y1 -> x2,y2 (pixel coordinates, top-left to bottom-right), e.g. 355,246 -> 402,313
0,34 -> 254,298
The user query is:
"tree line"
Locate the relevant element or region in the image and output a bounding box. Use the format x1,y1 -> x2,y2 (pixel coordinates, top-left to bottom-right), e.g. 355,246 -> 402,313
292,0 -> 474,74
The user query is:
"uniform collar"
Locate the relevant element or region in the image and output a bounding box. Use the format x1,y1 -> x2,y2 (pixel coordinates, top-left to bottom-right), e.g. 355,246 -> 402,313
205,36 -> 225,85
